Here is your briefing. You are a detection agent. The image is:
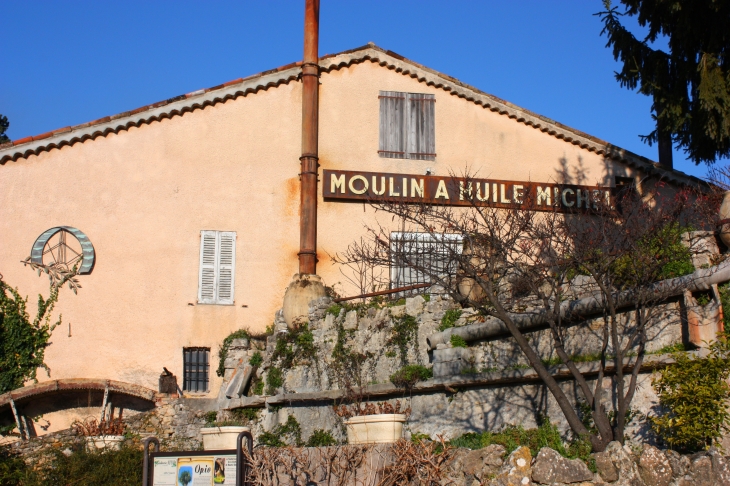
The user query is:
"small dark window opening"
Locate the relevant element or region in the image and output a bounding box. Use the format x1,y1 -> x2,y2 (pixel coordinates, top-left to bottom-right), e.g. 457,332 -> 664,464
183,347 -> 209,392
614,176 -> 635,189
614,176 -> 639,214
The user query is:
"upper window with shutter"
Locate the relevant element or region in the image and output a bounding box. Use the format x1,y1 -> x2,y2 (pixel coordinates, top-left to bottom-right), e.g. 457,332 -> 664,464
379,91 -> 435,161
198,230 -> 236,305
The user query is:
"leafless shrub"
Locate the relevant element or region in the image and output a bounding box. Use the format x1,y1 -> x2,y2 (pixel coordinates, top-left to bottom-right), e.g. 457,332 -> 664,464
334,169 -> 717,451
378,437 -> 454,486
73,412 -> 125,437
333,400 -> 411,419
243,445 -> 368,486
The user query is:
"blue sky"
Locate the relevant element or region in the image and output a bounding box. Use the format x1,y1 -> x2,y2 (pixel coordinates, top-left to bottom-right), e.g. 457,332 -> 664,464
1,1 -> 710,179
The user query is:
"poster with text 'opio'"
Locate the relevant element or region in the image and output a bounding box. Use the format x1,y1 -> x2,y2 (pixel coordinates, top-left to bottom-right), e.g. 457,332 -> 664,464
152,453 -> 237,485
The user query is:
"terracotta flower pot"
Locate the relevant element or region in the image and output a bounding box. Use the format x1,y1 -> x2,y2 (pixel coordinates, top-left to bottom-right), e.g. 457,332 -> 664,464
344,414 -> 406,444
201,426 -> 250,450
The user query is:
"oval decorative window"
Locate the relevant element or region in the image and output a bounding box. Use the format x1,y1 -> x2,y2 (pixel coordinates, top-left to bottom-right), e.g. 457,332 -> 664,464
28,226 -> 95,274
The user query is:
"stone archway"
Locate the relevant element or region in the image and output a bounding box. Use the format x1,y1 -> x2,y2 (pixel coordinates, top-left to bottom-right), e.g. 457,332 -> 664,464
0,379 -> 157,438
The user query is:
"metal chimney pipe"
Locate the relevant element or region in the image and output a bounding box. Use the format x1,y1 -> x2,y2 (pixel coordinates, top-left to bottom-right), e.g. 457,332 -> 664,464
299,0 -> 320,275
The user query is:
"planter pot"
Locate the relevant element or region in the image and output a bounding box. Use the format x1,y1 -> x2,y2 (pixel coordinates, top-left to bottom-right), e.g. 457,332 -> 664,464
201,426 -> 250,451
685,289 -> 723,347
85,435 -> 124,451
344,414 -> 406,444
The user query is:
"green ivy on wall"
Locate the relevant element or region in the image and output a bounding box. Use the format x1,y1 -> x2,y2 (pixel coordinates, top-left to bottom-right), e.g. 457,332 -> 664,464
0,277 -> 64,395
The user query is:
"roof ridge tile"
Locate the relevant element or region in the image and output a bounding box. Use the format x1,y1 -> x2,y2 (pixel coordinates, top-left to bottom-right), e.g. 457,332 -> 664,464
0,43 -> 706,188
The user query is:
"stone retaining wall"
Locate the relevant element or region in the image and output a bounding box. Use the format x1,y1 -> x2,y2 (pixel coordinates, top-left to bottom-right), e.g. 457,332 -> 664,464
243,441 -> 730,486
218,284 -> 685,445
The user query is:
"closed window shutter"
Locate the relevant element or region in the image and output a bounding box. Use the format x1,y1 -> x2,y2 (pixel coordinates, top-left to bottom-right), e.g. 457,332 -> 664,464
379,91 -> 406,159
198,231 -> 218,304
407,93 -> 435,161
216,232 -> 236,305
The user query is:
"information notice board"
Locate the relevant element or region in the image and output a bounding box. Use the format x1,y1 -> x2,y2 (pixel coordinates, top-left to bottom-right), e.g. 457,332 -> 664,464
151,450 -> 238,486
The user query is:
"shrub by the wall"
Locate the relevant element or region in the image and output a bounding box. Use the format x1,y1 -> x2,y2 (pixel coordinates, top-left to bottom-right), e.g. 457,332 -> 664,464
649,332 -> 730,451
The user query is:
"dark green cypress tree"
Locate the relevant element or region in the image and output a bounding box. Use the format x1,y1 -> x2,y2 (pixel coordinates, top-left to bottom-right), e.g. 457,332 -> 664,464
0,115 -> 9,144
598,0 -> 730,165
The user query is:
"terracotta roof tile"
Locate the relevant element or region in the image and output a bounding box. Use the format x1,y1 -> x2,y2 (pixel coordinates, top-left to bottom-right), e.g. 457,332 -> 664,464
32,131 -> 53,141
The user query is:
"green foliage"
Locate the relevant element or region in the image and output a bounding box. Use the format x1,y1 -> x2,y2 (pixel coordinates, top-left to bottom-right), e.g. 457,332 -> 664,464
649,334 -> 730,451
410,432 -> 431,443
325,303 -> 344,317
258,415 -> 302,447
460,366 -> 479,375
306,429 -> 338,447
438,309 -> 463,331
216,329 -> 250,377
207,407 -> 259,427
0,277 -> 64,395
257,432 -> 284,447
0,447 -> 29,485
541,353 -> 604,367
694,290 -> 713,306
449,420 -> 594,469
249,351 -> 263,367
330,320 -> 369,390
611,222 -> 694,288
650,342 -> 687,355
576,400 -> 638,438
599,1 -> 730,164
265,367 -> 283,395
0,444 -> 144,486
390,364 -> 433,388
271,323 -> 317,369
387,314 -> 419,365
252,379 -> 264,396
204,411 -> 218,426
450,334 -> 468,348
0,115 -> 8,144
228,407 -> 259,425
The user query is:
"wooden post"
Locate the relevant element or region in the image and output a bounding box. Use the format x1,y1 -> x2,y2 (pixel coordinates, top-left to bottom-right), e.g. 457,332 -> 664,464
9,398 -> 26,440
100,383 -> 109,422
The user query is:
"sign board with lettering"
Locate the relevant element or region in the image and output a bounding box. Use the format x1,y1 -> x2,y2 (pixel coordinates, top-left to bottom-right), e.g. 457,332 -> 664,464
151,450 -> 237,486
323,170 -> 612,212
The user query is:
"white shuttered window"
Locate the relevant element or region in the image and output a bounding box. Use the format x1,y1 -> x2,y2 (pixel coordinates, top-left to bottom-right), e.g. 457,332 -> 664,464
379,91 -> 435,161
198,230 -> 236,305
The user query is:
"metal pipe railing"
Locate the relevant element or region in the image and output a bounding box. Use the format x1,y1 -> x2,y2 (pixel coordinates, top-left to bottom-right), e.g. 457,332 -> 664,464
334,283 -> 431,303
